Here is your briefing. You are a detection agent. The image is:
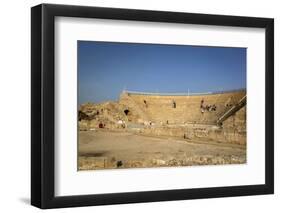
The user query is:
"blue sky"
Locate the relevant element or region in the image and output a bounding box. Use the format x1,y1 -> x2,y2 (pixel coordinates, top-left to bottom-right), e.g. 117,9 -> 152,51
78,41 -> 246,104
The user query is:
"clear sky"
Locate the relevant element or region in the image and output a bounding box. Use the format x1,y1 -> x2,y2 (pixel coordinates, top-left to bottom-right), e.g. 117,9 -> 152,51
78,41 -> 246,104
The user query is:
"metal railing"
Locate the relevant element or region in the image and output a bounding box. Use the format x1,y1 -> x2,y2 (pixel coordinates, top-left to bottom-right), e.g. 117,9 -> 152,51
217,95 -> 247,125
123,88 -> 246,96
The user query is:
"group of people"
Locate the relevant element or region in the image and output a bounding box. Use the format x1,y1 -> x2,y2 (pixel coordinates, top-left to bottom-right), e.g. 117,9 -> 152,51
200,99 -> 217,113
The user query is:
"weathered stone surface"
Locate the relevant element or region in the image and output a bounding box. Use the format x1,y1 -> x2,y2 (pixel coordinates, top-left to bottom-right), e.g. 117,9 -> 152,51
79,90 -> 246,145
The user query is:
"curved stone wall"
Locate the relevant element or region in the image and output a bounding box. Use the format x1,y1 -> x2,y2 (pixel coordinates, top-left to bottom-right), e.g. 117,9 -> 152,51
119,90 -> 246,125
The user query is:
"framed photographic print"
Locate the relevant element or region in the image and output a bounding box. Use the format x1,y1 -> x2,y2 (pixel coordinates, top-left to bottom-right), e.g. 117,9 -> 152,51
31,3 -> 274,209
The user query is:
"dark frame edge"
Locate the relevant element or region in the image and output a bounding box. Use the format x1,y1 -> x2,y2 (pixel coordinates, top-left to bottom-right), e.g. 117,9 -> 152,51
31,4 -> 56,209
265,18 -> 274,194
46,184 -> 272,209
31,4 -> 43,208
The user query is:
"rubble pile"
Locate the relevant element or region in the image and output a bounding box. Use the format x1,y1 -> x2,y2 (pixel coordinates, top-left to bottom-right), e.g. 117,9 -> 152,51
78,101 -> 129,130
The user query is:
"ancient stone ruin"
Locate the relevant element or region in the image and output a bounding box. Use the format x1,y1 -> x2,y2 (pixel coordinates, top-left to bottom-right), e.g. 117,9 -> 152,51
79,89 -> 246,145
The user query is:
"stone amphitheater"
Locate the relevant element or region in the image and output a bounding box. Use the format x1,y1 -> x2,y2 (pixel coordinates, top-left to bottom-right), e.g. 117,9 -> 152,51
78,89 -> 246,170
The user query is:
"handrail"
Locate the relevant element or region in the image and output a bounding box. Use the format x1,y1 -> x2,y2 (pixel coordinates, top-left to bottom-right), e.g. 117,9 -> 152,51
217,95 -> 247,125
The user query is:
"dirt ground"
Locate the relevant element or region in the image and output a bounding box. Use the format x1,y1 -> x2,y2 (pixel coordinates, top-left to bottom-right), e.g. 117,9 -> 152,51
78,129 -> 246,170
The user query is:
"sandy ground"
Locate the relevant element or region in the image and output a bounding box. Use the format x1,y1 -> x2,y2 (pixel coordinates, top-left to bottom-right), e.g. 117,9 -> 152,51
78,130 -> 246,170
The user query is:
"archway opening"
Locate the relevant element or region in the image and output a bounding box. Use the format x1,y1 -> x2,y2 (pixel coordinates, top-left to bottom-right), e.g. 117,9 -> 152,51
124,109 -> 130,115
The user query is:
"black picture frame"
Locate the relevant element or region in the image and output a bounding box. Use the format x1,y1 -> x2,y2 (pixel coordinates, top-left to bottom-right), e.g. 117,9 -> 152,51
31,3 -> 274,209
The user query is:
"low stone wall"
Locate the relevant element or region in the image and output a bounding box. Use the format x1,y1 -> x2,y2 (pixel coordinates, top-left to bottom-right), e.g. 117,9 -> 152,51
166,105 -> 246,144
79,120 -> 125,131
139,124 -> 245,145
